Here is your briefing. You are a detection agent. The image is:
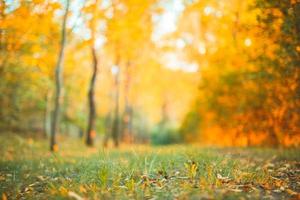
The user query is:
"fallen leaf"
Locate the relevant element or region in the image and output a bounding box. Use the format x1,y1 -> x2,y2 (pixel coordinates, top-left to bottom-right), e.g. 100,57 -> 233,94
2,193 -> 7,200
0,175 -> 5,181
79,185 -> 87,193
229,188 -> 242,192
260,183 -> 272,190
68,191 -> 84,200
217,173 -> 231,183
264,163 -> 275,169
59,186 -> 68,196
286,188 -> 298,196
37,176 -> 46,181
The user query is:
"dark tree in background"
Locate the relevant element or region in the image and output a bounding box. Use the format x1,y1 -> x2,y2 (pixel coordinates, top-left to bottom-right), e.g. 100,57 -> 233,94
86,0 -> 99,147
111,62 -> 120,148
86,46 -> 98,146
121,61 -> 133,143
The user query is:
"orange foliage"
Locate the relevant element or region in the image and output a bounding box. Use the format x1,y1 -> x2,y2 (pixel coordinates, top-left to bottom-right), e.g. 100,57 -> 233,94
198,127 -> 299,147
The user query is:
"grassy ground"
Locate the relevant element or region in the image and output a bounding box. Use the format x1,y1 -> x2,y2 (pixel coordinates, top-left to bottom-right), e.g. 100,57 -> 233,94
0,134 -> 299,199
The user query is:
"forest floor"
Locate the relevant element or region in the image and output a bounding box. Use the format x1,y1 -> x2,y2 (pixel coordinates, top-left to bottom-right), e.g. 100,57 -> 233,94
0,134 -> 299,200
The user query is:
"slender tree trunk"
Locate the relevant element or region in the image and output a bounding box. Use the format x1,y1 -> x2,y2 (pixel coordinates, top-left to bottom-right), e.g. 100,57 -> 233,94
268,127 -> 279,148
0,1 -> 5,126
232,11 -> 239,43
268,113 -> 280,147
112,63 -> 120,147
50,0 -> 70,151
86,46 -> 98,146
44,90 -> 51,138
86,0 -> 99,147
0,0 -> 7,87
103,112 -> 112,148
161,99 -> 169,124
122,61 -> 133,143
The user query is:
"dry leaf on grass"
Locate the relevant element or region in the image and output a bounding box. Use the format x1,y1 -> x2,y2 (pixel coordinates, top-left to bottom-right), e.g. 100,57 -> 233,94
68,191 -> 85,200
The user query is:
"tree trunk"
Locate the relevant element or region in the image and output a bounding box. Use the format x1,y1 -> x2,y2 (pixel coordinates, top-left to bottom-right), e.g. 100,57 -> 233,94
44,90 -> 51,138
50,0 -> 70,152
86,46 -> 98,146
112,64 -> 120,147
103,113 -> 112,148
0,0 -> 6,54
121,61 -> 132,143
267,128 -> 279,148
86,0 -> 99,147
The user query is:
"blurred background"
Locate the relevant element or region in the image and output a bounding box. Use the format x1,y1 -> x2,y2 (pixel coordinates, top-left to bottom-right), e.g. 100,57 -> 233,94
0,0 -> 299,148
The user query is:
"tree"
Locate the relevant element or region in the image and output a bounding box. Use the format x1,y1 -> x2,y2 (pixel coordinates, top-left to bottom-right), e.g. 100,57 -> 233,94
251,0 -> 300,146
179,0 -> 300,147
104,0 -> 158,146
121,61 -> 133,143
0,0 -> 60,135
50,0 -> 70,151
111,60 -> 120,147
85,0 -> 100,147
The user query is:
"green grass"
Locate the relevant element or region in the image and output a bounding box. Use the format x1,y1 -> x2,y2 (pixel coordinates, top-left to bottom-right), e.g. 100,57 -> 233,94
0,134 -> 299,199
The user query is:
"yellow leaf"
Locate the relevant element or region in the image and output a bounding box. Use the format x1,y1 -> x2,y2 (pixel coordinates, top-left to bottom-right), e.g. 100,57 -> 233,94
59,186 -> 68,196
2,193 -> 7,200
79,185 -> 87,193
286,188 -> 298,196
